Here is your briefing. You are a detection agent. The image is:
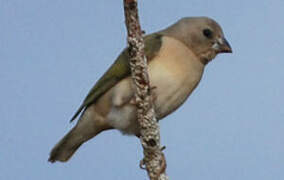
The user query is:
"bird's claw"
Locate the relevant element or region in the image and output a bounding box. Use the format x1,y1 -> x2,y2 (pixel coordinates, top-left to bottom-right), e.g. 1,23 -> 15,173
138,152 -> 167,176
158,153 -> 167,176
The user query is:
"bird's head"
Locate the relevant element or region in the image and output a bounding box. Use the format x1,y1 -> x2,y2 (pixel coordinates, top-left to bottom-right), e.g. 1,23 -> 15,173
163,17 -> 232,65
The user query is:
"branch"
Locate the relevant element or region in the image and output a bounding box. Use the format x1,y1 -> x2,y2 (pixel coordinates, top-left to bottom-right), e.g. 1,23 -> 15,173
123,0 -> 169,179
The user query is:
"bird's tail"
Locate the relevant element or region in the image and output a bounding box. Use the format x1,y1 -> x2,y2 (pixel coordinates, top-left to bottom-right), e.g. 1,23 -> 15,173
49,107 -> 112,163
48,126 -> 87,163
48,118 -> 110,163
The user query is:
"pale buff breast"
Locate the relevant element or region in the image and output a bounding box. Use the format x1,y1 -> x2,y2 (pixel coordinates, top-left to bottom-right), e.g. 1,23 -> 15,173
101,36 -> 205,134
148,36 -> 205,119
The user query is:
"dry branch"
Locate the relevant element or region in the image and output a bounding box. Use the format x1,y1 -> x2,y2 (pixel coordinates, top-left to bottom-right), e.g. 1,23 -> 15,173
123,0 -> 169,179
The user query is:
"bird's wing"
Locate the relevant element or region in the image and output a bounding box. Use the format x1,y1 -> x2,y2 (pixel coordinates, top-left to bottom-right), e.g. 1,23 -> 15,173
70,33 -> 163,122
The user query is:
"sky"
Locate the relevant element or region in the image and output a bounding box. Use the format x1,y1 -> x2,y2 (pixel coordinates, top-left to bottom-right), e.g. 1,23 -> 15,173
1,0 -> 284,179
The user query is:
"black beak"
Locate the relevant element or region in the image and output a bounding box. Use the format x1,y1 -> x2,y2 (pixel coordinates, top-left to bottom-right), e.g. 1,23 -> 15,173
219,38 -> 232,53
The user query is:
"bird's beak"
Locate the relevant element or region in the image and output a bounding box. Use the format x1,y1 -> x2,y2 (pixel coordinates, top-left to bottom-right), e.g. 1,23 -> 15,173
213,37 -> 232,53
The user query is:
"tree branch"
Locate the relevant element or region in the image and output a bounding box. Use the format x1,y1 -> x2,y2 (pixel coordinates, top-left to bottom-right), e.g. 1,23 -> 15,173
123,0 -> 169,179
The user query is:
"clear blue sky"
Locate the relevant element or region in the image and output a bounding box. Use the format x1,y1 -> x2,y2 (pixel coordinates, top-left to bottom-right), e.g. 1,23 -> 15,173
1,0 -> 283,179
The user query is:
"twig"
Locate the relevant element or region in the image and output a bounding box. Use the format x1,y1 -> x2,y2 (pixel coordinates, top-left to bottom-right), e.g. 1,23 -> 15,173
123,0 -> 169,179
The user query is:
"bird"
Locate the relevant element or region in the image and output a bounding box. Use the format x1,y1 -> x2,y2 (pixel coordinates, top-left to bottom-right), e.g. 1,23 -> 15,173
48,17 -> 232,163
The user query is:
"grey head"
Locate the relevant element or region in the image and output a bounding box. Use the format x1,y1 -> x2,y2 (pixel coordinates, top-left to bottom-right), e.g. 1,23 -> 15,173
160,17 -> 232,64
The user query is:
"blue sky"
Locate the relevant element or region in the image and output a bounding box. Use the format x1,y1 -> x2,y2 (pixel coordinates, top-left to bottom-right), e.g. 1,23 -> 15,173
1,0 -> 284,179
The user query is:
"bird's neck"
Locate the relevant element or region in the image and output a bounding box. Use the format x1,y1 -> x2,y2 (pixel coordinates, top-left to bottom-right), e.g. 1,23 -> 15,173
199,57 -> 210,65
197,50 -> 217,65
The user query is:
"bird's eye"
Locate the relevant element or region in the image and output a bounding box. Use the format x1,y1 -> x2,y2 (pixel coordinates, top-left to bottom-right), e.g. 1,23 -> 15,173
203,29 -> 213,38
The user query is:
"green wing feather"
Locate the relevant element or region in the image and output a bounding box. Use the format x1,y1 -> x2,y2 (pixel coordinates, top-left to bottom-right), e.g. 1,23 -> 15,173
70,33 -> 162,122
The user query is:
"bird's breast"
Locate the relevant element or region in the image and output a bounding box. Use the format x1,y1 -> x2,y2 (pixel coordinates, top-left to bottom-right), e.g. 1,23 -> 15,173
148,36 -> 205,119
105,36 -> 205,134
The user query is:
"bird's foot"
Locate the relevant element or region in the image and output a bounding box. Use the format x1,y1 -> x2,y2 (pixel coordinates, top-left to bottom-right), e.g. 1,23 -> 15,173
139,148 -> 167,176
158,152 -> 167,176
